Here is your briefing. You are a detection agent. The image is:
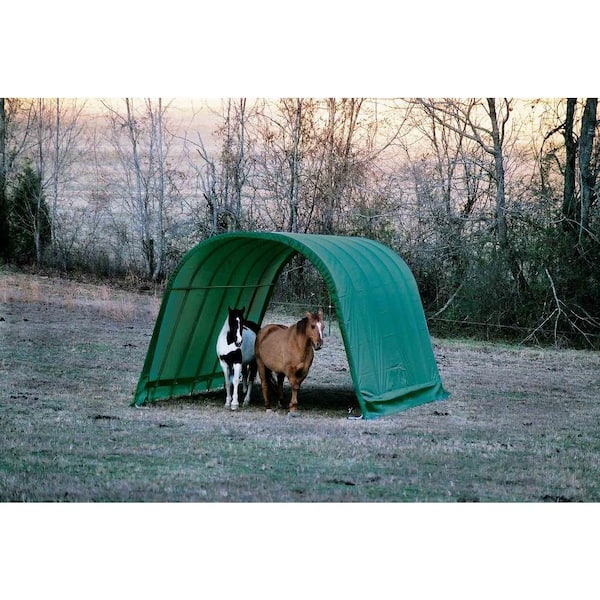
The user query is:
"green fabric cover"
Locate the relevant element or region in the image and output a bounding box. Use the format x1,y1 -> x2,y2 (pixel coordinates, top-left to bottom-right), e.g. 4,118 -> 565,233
133,232 -> 449,419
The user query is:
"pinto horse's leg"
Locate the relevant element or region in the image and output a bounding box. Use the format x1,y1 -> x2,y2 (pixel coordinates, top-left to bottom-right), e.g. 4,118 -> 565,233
221,361 -> 232,408
242,360 -> 256,407
241,364 -> 249,406
230,362 -> 242,410
242,380 -> 252,407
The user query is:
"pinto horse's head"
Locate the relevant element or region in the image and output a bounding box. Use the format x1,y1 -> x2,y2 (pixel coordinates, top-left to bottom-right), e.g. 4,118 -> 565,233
305,309 -> 324,351
227,306 -> 245,348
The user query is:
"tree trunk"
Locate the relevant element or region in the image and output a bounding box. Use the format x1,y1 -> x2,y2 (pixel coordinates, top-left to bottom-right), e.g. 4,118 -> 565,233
233,98 -> 246,228
125,98 -> 153,278
288,99 -> 302,233
322,98 -> 363,235
487,98 -> 508,249
578,97 -> 597,241
152,98 -> 165,282
562,98 -> 577,232
51,98 -> 60,253
0,98 -> 8,260
487,98 -> 529,293
34,99 -> 45,266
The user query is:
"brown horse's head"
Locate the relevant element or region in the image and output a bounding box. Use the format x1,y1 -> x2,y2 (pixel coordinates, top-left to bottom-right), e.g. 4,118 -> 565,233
304,309 -> 324,351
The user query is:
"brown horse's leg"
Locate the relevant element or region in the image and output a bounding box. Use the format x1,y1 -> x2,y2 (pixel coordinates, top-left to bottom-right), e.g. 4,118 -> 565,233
287,364 -> 308,413
258,361 -> 271,410
276,373 -> 285,409
288,368 -> 305,413
289,380 -> 300,412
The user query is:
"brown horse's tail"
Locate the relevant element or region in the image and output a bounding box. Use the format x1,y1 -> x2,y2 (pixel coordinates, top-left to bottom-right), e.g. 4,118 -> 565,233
262,367 -> 278,393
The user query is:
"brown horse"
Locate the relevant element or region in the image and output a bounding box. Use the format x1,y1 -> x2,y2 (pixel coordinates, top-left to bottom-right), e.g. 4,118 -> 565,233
255,310 -> 324,412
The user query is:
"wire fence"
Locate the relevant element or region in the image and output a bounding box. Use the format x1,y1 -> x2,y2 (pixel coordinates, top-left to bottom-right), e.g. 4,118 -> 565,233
265,297 -> 600,349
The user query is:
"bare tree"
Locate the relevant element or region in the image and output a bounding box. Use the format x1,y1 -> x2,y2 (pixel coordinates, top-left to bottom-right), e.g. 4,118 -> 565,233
147,98 -> 167,279
250,98 -> 318,232
402,100 -> 493,312
250,98 -> 392,235
540,98 -> 599,242
221,98 -> 250,230
562,98 -> 578,233
317,98 -> 364,234
411,98 -> 530,290
486,98 -> 510,248
31,99 -> 87,264
0,99 -> 8,259
414,99 -> 512,244
286,98 -> 303,233
578,98 -> 597,241
101,98 -> 176,280
183,99 -> 257,236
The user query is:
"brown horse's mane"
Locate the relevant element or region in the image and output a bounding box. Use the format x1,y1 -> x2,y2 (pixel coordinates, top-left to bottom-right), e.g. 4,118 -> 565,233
296,316 -> 309,335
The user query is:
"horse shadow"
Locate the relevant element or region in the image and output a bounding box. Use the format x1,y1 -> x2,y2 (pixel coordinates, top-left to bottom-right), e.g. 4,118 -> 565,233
180,384 -> 360,416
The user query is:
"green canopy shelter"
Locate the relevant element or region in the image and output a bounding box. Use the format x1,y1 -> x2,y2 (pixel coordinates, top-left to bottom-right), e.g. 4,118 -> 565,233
133,232 -> 449,419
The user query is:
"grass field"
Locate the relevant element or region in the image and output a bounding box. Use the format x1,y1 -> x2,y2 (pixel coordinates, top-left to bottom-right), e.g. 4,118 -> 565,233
2,271 -> 600,502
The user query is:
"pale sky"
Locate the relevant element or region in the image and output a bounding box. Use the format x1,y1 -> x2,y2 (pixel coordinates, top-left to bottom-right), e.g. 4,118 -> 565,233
4,2 -> 594,99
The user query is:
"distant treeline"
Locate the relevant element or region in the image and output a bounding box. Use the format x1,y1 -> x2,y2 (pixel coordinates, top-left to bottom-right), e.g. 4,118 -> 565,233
1,98 -> 599,347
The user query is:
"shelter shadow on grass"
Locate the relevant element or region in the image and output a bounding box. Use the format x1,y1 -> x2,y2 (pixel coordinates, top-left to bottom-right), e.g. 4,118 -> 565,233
149,385 -> 360,416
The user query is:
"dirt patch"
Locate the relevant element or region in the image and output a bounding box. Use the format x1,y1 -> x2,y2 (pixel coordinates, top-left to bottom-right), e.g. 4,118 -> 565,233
2,273 -> 600,501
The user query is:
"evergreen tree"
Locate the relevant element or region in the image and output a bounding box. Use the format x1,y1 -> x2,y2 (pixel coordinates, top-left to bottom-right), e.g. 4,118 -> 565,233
9,163 -> 51,264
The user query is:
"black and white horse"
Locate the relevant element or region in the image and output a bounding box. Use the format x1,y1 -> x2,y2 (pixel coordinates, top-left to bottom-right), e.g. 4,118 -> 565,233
216,306 -> 259,410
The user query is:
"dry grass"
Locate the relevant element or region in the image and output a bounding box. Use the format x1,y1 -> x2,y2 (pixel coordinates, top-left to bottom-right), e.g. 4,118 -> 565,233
2,272 -> 600,502
0,271 -> 160,322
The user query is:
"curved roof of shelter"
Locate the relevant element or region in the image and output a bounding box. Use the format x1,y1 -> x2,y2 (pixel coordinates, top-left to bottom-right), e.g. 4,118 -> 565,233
133,232 -> 449,419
